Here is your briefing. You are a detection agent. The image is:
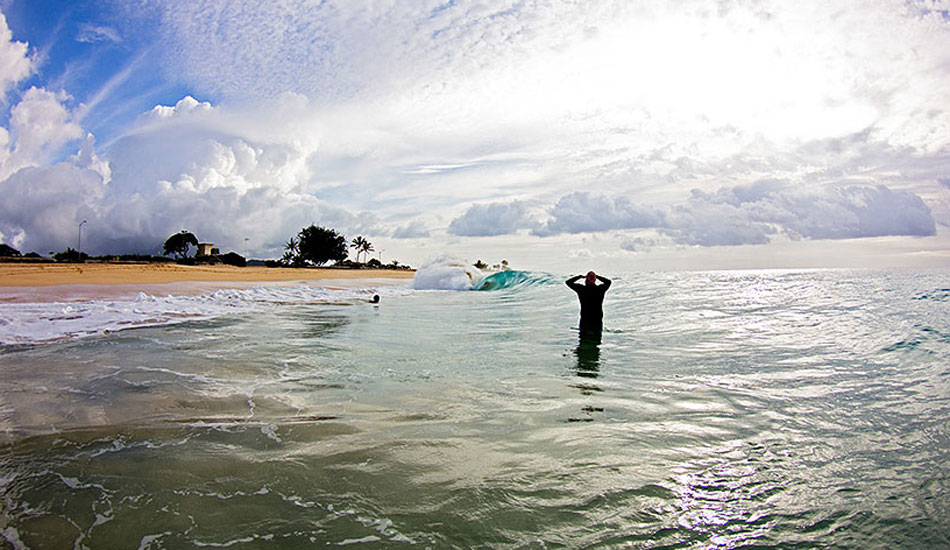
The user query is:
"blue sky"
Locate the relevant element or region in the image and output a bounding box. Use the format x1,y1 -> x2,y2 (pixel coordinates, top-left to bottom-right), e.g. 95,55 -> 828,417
0,0 -> 189,145
1,0 -> 949,271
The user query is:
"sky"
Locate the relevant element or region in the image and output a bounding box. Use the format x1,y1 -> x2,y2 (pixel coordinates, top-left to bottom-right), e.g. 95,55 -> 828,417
0,0 -> 949,272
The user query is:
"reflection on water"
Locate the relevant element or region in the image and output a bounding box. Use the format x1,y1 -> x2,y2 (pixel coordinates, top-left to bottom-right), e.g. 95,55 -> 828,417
1,269 -> 949,548
573,333 -> 602,377
567,334 -> 605,422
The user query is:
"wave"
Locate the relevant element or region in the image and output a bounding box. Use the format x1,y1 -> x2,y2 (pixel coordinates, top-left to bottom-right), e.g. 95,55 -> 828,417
475,269 -> 555,290
411,257 -> 553,291
0,285 -> 383,346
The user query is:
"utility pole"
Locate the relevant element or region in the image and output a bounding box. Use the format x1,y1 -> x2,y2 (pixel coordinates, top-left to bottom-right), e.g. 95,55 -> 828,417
78,220 -> 87,263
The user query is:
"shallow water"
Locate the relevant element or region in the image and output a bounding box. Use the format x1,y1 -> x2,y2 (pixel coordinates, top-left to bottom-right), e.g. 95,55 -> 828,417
1,268 -> 948,548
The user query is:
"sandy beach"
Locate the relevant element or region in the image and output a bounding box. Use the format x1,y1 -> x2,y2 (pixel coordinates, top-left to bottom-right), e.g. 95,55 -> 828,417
0,262 -> 415,303
0,262 -> 414,287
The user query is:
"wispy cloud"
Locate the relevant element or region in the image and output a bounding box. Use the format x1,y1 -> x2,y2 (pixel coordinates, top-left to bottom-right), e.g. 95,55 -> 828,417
76,23 -> 121,44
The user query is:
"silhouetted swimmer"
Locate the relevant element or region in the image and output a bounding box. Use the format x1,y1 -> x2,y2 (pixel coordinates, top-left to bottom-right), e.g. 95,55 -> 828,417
369,294 -> 380,304
566,271 -> 611,336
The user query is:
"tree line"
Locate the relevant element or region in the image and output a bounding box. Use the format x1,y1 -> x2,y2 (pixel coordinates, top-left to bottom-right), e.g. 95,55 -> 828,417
278,225 -> 402,268
162,225 -> 403,268
0,225 -> 408,269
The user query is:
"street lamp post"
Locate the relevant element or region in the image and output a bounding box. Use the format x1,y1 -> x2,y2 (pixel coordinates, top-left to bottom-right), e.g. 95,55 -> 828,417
78,220 -> 87,263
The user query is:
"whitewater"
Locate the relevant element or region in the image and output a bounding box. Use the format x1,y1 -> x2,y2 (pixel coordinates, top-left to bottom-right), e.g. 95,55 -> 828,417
0,262 -> 948,548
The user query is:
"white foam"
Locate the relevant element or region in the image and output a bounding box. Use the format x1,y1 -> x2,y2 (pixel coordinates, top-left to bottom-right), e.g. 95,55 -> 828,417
411,256 -> 485,290
0,284 -> 383,345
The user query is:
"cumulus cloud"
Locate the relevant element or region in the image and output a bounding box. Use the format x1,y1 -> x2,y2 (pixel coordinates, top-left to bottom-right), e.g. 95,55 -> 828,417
535,192 -> 663,236
664,200 -> 775,246
619,236 -> 663,252
534,180 -> 936,249
3,88 -> 84,176
0,12 -> 31,95
0,148 -> 108,253
392,221 -> 430,239
0,88 -> 384,257
144,95 -> 212,120
448,201 -> 536,236
674,181 -> 937,244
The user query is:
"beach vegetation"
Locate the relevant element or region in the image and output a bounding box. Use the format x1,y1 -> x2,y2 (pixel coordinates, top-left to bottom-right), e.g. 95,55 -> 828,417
163,230 -> 199,259
53,247 -> 89,262
219,251 -> 247,267
282,237 -> 302,267
294,225 -> 348,266
350,236 -> 374,263
0,244 -> 21,257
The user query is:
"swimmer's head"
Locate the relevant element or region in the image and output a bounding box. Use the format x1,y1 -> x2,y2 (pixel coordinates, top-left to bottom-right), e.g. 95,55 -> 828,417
370,294 -> 380,303
585,271 -> 597,285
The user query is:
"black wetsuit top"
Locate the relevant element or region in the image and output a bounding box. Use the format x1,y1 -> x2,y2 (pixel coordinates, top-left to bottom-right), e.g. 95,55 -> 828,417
566,276 -> 612,334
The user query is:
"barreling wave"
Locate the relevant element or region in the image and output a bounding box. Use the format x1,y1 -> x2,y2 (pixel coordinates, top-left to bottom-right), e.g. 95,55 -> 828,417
411,256 -> 554,291
475,269 -> 555,291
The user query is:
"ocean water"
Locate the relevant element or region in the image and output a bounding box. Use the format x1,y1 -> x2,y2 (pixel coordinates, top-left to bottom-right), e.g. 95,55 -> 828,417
0,264 -> 948,549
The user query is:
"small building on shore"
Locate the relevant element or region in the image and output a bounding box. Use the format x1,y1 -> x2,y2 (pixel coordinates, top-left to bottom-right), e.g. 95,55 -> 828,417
196,243 -> 215,257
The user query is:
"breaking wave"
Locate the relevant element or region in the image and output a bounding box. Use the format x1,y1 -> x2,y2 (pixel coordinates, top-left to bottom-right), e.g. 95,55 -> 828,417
411,257 -> 554,291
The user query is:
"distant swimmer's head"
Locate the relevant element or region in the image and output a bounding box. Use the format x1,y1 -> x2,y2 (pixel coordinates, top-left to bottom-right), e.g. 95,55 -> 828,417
585,271 -> 597,285
370,294 -> 380,304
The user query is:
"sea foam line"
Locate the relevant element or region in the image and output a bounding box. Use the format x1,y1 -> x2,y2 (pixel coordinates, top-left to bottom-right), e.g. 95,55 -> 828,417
0,284 -> 382,345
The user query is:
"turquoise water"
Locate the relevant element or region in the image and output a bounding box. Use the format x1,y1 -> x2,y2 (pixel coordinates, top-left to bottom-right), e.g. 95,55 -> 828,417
1,268 -> 948,548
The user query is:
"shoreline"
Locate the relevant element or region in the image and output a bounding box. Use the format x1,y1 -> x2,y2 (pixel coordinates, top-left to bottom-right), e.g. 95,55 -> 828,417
0,262 -> 414,287
0,263 -> 415,302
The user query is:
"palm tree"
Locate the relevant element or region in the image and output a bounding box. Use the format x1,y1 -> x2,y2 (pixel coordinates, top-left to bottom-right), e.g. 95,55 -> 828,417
282,237 -> 299,265
284,237 -> 298,254
350,236 -> 374,263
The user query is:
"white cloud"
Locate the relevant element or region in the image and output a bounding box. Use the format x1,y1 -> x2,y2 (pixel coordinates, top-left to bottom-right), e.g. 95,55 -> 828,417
677,181 -> 936,243
0,155 -> 107,255
2,87 -> 83,179
0,12 -> 31,95
532,181 -> 936,248
76,24 -> 121,44
664,199 -> 776,247
619,235 -> 664,253
448,201 -> 536,236
392,221 -> 430,239
145,95 -> 212,120
535,192 -> 663,236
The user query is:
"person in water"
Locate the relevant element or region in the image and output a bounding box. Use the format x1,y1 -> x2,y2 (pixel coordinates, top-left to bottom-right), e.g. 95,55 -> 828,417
566,271 -> 612,336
